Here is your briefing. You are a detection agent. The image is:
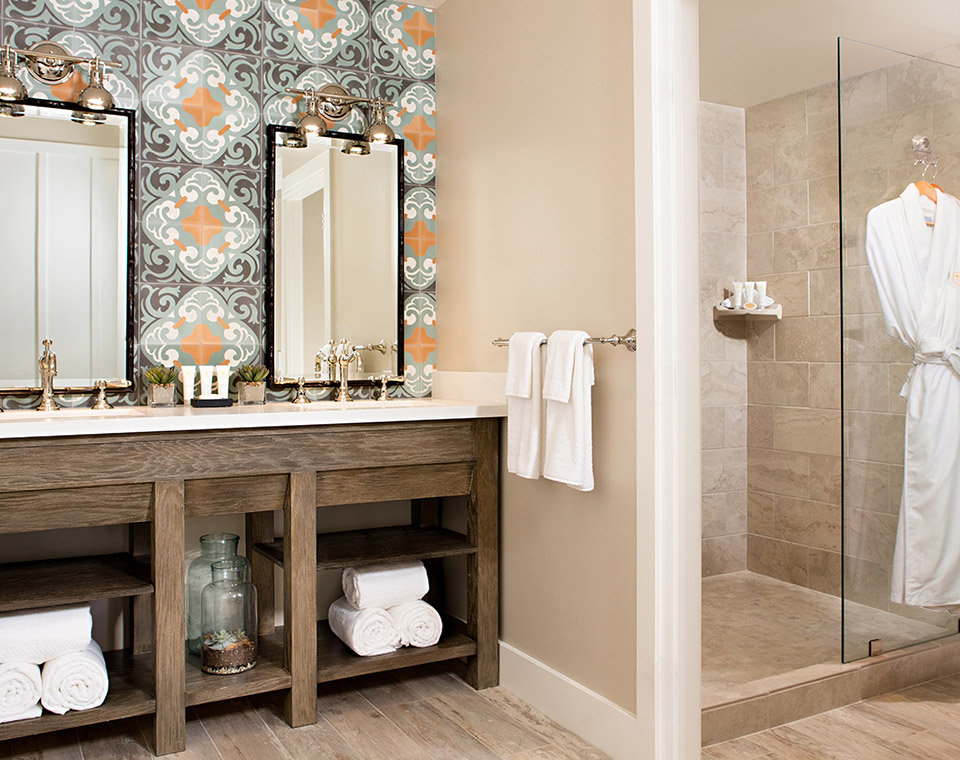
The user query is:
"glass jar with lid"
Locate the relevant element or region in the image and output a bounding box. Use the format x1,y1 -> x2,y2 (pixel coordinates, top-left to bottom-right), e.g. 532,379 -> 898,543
200,558 -> 258,675
185,533 -> 240,655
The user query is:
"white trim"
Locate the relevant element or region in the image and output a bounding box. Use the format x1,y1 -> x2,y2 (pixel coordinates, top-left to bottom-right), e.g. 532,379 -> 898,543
640,0 -> 702,758
498,641 -> 638,760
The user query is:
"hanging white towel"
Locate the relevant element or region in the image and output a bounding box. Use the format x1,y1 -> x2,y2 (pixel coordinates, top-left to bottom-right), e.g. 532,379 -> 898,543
387,600 -> 442,648
542,330 -> 595,491
505,332 -> 546,479
41,641 -> 109,715
341,561 -> 429,610
0,662 -> 41,723
0,605 -> 92,665
327,597 -> 401,657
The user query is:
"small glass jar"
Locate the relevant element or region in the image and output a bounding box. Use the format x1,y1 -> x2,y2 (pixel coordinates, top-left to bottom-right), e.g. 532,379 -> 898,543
237,381 -> 266,405
185,533 -> 240,655
147,383 -> 175,408
200,559 -> 258,675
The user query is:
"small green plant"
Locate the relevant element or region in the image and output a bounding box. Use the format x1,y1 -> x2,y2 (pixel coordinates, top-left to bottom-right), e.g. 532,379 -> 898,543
236,364 -> 269,383
144,366 -> 178,385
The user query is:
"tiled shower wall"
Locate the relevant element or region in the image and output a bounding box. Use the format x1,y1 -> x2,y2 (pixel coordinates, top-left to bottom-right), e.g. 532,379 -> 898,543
699,102 -> 748,576
743,85 -> 843,595
0,0 -> 437,407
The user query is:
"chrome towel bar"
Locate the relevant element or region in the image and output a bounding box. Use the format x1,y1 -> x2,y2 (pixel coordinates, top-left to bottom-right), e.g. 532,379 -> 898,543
492,329 -> 636,352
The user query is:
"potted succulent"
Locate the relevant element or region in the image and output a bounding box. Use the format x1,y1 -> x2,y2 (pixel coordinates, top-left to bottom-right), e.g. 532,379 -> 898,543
144,366 -> 178,407
236,364 -> 269,405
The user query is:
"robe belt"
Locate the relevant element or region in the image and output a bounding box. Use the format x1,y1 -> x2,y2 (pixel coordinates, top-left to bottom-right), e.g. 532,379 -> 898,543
903,337 -> 960,397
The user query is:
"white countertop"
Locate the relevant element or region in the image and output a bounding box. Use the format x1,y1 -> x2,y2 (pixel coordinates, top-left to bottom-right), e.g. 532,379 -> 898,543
0,398 -> 506,440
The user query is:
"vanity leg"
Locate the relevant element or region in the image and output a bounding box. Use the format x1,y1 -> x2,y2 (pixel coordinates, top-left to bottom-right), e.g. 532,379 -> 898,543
246,511 -> 276,636
412,498 -> 445,607
466,419 -> 500,690
129,522 -> 153,654
284,471 -> 317,727
152,480 -> 186,755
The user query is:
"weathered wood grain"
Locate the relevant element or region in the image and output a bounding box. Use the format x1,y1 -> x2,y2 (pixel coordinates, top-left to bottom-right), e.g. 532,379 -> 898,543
129,523 -> 153,655
246,511 -> 276,636
185,475 -> 287,517
0,484 -> 152,533
316,462 -> 473,507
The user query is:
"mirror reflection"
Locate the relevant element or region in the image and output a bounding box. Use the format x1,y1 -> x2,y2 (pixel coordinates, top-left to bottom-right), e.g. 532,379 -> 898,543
271,132 -> 402,384
0,103 -> 131,389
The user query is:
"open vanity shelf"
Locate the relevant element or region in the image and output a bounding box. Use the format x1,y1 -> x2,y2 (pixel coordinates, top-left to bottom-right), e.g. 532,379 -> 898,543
0,416 -> 500,755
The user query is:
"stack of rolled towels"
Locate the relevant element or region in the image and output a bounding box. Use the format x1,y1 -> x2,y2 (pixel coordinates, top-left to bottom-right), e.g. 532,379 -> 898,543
328,561 -> 443,657
0,604 -> 109,723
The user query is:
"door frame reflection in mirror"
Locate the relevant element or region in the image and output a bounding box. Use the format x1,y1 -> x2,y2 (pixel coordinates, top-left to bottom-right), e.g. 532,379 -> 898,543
264,124 -> 406,390
0,97 -> 136,396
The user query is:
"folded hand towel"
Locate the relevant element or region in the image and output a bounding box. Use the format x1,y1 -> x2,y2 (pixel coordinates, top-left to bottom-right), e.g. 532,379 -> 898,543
0,662 -> 41,723
388,600 -> 442,648
0,605 -> 92,665
327,597 -> 401,657
542,330 -> 595,491
342,561 -> 429,610
506,332 -> 546,480
41,641 -> 109,715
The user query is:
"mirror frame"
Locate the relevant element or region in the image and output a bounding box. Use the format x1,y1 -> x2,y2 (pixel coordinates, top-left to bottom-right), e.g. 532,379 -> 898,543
264,124 -> 406,388
0,97 -> 136,395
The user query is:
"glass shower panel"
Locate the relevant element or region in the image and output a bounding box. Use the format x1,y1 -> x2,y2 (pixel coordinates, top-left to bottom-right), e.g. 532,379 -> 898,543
841,38 -> 960,662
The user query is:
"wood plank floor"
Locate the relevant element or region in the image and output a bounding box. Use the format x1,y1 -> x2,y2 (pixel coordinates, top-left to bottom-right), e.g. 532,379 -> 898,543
0,663 -> 609,760
704,672 -> 960,758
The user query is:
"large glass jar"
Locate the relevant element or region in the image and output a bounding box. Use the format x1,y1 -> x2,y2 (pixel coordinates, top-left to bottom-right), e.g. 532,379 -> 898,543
185,533 -> 239,655
200,559 -> 258,675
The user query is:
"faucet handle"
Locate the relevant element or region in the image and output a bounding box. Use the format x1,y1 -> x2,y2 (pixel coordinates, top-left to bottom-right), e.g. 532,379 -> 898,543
92,380 -> 113,410
291,376 -> 311,405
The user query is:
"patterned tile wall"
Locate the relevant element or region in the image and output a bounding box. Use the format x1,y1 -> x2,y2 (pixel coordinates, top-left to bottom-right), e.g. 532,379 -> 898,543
0,0 -> 437,404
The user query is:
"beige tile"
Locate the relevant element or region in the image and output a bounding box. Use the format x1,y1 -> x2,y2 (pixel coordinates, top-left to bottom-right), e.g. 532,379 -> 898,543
746,147 -> 775,191
843,313 -> 914,364
938,638 -> 960,676
702,696 -> 770,747
842,363 -> 890,412
886,56 -> 960,111
844,555 -> 893,610
724,146 -> 746,192
748,490 -> 775,536
703,491 -> 748,538
702,232 -> 747,278
748,447 -> 809,498
808,175 -> 839,225
773,407 -> 841,457
746,92 -> 807,151
379,701 -> 500,760
479,686 -> 603,754
775,316 -> 840,362
809,269 -> 839,316
889,464 -> 904,512
254,694 -> 361,760
747,362 -> 809,406
774,495 -> 841,552
702,448 -> 747,493
748,405 -> 775,448
701,101 -> 745,150
889,364 -> 910,413
747,183 -> 809,233
807,549 -> 842,596
845,411 -> 905,465
700,143 -> 724,190
193,700 -> 295,760
773,223 -> 839,273
846,508 -> 899,564
702,187 -> 747,235
701,405 -> 726,450
808,454 -> 842,505
747,231 -> 775,273
844,459 -> 892,513
806,81 -> 839,133
703,534 -> 748,577
839,166 -> 887,223
747,320 -> 776,361
837,67 -> 887,126
765,671 -> 861,728
809,363 -> 840,410
315,687 -> 424,760
755,272 -> 809,317
726,405 -> 747,448
701,362 -> 747,405
774,129 -> 839,185
859,644 -> 943,699
748,535 -> 809,586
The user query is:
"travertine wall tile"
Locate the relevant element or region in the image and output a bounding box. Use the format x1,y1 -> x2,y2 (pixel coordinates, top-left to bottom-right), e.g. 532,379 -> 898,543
702,362 -> 748,406
776,316 -> 841,362
773,223 -> 840,272
746,92 -> 807,150
774,129 -> 839,185
748,491 -> 775,537
703,534 -> 748,577
703,447 -> 748,494
844,459 -> 892,514
748,448 -> 810,498
808,174 -> 839,225
748,362 -> 810,407
806,81 -> 840,133
809,268 -> 840,316
809,453 -> 843,505
843,363 -> 891,412
747,182 -> 809,232
808,549 -> 842,596
748,231 -> 775,273
809,363 -> 841,409
700,143 -> 724,190
775,495 -> 842,552
748,405 -> 775,449
701,101 -> 746,149
747,534 -> 809,586
845,411 -> 905,465
774,407 -> 842,457
703,491 -> 748,538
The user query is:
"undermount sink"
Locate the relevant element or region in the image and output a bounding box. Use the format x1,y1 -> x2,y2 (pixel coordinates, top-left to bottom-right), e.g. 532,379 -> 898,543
0,406 -> 147,421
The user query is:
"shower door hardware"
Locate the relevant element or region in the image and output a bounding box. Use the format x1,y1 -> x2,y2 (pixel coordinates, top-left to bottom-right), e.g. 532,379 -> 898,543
868,639 -> 884,657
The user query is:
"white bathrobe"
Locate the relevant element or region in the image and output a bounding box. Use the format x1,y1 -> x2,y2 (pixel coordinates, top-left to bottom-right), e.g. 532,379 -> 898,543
866,183 -> 960,609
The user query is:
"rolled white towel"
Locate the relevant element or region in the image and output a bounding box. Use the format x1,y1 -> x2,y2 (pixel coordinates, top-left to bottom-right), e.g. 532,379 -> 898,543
388,600 -> 442,648
327,597 -> 400,657
0,663 -> 41,723
342,561 -> 429,610
41,641 -> 109,715
0,605 -> 92,665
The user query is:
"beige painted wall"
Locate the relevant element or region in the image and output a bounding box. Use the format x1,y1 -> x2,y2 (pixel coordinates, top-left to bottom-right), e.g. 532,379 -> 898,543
436,0 -> 639,711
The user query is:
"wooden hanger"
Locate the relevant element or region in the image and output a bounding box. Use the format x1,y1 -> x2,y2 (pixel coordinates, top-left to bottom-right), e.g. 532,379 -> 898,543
915,180 -> 942,226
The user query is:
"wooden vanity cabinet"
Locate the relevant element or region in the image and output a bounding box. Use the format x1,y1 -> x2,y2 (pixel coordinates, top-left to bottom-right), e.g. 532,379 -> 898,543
0,417 -> 499,756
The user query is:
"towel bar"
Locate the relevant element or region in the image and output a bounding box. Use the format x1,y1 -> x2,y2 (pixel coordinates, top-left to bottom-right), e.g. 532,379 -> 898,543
491,329 -> 636,352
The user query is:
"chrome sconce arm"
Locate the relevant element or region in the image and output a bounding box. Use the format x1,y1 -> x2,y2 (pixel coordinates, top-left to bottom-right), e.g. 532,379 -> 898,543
284,84 -> 398,147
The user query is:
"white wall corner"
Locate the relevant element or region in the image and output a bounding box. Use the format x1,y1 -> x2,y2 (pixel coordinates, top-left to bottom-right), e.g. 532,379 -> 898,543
498,641 -> 639,760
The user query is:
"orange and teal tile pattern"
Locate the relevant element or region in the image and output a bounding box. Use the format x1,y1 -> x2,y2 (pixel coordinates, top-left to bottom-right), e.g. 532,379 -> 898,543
0,0 -> 437,405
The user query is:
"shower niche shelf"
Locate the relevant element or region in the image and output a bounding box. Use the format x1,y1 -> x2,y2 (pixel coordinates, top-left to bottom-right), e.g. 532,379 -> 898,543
713,304 -> 782,320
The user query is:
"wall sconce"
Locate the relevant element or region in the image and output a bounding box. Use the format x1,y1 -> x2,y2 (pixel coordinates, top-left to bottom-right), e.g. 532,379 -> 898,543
285,84 -> 396,147
0,41 -> 120,119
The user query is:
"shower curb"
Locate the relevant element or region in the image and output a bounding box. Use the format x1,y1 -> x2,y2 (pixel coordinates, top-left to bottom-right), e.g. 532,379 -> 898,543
702,633 -> 960,746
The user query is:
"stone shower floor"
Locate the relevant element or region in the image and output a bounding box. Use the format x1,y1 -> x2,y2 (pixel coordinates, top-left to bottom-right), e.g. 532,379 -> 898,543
702,571 -> 949,707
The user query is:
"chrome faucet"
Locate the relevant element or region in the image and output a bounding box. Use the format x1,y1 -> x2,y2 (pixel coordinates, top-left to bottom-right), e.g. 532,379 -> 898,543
335,339 -> 363,402
38,339 -> 60,412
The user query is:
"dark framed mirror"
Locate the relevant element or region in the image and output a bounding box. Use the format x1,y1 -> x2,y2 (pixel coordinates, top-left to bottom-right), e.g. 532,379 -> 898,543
265,125 -> 405,388
0,98 -> 136,392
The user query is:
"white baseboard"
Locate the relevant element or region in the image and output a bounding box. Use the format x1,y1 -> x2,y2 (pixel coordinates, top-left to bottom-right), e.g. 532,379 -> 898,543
498,641 -> 638,760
